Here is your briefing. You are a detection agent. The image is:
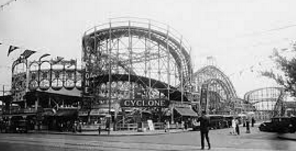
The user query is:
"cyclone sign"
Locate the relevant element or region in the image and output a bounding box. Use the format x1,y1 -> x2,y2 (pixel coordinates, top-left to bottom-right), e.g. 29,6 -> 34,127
120,99 -> 169,108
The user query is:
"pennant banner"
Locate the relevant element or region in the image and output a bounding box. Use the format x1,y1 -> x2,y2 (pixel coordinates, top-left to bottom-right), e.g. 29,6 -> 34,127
66,59 -> 77,68
51,56 -> 64,64
7,45 -> 19,56
21,50 -> 36,59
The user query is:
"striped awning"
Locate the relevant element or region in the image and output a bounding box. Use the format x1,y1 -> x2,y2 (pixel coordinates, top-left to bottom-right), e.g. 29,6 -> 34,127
174,107 -> 198,117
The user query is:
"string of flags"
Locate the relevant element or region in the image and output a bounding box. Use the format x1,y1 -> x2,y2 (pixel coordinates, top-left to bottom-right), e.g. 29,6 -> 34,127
0,0 -> 18,11
1,41 -> 77,71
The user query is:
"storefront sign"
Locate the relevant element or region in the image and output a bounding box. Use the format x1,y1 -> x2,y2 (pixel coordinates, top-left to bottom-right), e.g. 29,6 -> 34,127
200,84 -> 208,113
120,99 -> 169,107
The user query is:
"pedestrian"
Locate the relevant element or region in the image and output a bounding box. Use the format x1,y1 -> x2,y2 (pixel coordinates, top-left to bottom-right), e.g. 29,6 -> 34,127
73,121 -> 77,133
176,120 -> 179,129
231,117 -> 236,135
164,120 -> 167,132
246,117 -> 250,133
251,117 -> 255,127
235,118 -> 240,135
78,121 -> 82,133
164,120 -> 170,132
197,111 -> 211,150
98,125 -> 101,135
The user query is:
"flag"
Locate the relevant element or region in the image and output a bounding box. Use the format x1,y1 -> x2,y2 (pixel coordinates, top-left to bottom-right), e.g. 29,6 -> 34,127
63,59 -> 77,68
7,45 -> 19,56
56,56 -> 64,63
51,56 -> 64,64
21,50 -> 36,59
66,59 -> 77,68
39,53 -> 50,61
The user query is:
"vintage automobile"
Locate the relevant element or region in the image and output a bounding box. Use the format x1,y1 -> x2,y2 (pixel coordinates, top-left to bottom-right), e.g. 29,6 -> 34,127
192,115 -> 231,131
208,115 -> 228,129
259,117 -> 296,133
223,115 -> 234,128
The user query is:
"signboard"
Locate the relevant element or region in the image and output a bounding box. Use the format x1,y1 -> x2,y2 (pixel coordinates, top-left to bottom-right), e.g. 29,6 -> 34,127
120,99 -> 169,108
12,73 -> 26,102
82,44 -> 94,96
200,84 -> 208,113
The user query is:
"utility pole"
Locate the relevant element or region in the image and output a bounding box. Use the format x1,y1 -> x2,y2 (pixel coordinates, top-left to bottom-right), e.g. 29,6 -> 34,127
108,20 -> 112,135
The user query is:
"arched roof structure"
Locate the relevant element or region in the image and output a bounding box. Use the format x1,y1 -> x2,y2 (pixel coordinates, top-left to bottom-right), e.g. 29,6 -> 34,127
192,65 -> 237,100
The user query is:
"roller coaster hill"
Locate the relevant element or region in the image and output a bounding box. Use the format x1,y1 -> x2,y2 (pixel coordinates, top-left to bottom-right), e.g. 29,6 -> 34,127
0,18 -> 253,132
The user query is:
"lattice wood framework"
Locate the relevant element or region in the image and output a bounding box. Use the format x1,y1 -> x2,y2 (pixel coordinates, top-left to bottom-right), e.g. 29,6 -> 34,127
192,65 -> 238,114
81,18 -> 193,103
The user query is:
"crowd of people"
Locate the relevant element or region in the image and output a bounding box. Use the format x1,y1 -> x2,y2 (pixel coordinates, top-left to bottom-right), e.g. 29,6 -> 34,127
231,116 -> 256,135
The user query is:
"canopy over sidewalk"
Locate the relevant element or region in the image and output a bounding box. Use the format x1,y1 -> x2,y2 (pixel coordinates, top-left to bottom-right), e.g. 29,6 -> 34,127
174,107 -> 198,117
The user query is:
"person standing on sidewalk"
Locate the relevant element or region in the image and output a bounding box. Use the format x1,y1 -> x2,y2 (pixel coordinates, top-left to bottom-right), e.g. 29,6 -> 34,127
251,117 -> 255,127
197,111 -> 211,150
246,117 -> 251,133
231,117 -> 237,135
98,125 -> 101,135
235,117 -> 240,135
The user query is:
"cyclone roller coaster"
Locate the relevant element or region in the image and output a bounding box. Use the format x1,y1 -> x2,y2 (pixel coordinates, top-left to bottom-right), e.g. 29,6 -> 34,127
0,18 -> 254,132
81,18 -> 193,103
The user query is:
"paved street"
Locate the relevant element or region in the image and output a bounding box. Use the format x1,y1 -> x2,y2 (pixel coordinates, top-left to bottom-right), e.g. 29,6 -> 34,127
0,126 -> 296,151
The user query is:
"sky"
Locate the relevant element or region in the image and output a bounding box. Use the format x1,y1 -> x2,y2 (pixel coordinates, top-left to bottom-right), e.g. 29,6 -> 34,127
1,0 -> 296,98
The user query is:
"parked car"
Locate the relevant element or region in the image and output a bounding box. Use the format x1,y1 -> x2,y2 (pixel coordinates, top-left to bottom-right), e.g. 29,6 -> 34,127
208,115 -> 226,129
223,115 -> 234,128
259,117 -> 296,133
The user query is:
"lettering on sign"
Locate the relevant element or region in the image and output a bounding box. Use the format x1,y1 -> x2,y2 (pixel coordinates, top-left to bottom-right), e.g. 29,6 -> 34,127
120,99 -> 169,107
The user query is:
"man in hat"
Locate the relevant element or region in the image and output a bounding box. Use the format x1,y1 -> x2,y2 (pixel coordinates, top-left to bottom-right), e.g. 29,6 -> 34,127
197,111 -> 211,150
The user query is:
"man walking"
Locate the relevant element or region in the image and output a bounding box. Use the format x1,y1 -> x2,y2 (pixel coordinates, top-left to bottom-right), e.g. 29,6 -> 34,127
197,111 -> 211,150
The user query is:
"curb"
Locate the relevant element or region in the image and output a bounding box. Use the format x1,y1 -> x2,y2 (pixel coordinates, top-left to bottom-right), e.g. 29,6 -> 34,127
28,129 -> 191,137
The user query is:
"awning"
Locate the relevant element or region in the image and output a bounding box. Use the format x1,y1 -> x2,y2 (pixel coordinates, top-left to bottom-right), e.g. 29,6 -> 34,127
56,109 -> 78,117
37,88 -> 81,97
174,107 -> 198,117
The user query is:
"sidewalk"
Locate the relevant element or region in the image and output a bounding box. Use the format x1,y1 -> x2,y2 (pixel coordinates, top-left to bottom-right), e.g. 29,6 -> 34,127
29,128 -> 192,136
